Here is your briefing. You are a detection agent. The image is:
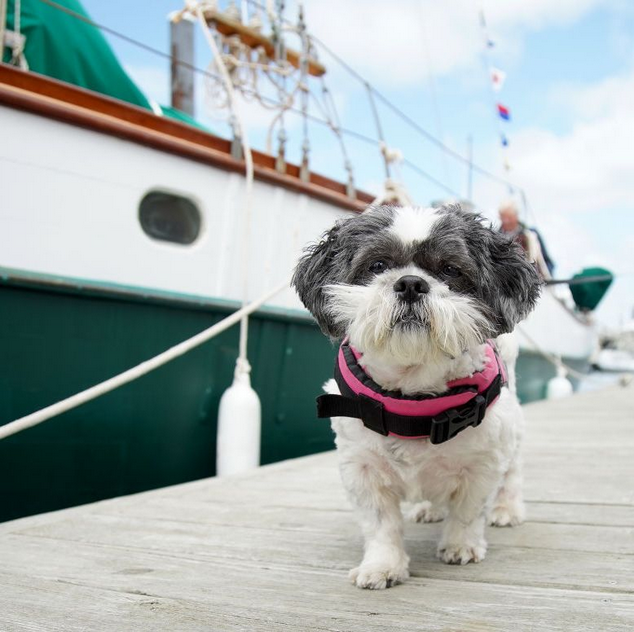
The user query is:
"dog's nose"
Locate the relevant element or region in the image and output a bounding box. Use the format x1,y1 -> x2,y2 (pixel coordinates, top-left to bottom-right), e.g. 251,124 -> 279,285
393,275 -> 430,303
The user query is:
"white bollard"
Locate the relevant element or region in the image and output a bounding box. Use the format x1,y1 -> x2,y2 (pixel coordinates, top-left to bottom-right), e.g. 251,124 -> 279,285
546,366 -> 574,400
216,358 -> 261,477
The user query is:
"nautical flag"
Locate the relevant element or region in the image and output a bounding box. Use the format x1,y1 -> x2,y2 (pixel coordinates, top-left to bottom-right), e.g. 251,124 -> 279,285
491,67 -> 506,92
479,10 -> 495,46
500,133 -> 509,147
497,104 -> 511,121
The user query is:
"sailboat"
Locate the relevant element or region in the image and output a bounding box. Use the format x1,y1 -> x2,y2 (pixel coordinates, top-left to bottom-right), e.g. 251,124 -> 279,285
0,0 -> 603,522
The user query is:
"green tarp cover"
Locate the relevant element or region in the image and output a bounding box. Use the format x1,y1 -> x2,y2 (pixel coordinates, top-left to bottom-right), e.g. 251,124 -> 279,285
570,267 -> 613,312
159,104 -> 210,131
2,0 -> 209,130
3,0 -> 151,108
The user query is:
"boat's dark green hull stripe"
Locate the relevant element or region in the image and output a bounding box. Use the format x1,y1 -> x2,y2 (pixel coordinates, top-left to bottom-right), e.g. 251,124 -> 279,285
0,272 -> 589,522
0,278 -> 337,523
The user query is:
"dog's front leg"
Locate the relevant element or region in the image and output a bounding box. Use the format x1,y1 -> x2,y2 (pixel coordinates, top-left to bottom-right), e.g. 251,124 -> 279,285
437,468 -> 499,565
339,451 -> 409,589
488,447 -> 526,527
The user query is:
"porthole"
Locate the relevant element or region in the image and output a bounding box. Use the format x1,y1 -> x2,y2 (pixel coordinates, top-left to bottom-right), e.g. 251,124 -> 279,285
139,191 -> 201,245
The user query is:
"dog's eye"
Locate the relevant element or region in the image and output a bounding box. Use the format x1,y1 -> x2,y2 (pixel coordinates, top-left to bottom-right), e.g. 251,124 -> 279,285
369,260 -> 388,274
442,264 -> 462,278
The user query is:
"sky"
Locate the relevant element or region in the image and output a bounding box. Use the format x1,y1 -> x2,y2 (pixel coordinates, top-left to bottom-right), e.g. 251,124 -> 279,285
83,0 -> 634,330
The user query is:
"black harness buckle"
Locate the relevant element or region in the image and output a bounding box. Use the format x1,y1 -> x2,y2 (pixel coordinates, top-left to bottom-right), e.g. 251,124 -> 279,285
429,394 -> 487,445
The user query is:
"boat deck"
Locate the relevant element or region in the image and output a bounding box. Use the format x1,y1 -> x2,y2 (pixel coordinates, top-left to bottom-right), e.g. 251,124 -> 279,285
1,383 -> 633,631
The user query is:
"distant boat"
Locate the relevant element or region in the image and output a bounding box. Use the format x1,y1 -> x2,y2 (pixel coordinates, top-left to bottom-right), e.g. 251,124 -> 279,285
593,319 -> 634,373
516,287 -> 598,401
0,0 -> 606,522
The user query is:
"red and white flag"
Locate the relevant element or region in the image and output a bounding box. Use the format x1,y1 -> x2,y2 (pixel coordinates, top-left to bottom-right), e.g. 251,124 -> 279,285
491,67 -> 506,92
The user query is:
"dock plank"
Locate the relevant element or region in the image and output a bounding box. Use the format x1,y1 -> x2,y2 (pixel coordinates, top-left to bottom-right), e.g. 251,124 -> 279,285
0,383 -> 633,631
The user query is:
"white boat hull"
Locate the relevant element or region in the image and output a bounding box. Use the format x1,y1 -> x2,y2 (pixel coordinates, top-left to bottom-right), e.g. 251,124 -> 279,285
0,105 -> 349,311
517,287 -> 598,360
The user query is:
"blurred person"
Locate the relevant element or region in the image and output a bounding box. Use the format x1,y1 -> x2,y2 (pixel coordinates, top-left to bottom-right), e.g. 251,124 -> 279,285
499,200 -> 554,279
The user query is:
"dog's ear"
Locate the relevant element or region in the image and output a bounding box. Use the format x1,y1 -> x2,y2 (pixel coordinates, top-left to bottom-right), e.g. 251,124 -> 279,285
475,227 -> 542,335
292,221 -> 348,338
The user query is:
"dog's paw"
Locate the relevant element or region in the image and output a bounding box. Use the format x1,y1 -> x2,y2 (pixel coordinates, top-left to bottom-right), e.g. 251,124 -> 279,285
348,560 -> 409,590
488,500 -> 526,527
437,541 -> 486,565
406,501 -> 447,524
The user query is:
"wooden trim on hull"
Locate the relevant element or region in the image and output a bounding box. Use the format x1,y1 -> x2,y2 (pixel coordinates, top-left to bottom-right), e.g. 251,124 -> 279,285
0,65 -> 373,212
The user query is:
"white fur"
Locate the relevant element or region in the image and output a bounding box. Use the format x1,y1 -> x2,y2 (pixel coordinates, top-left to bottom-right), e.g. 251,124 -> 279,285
389,206 -> 441,245
325,331 -> 526,590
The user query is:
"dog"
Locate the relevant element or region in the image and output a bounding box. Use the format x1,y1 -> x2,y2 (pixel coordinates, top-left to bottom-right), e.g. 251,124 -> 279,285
292,204 -> 541,590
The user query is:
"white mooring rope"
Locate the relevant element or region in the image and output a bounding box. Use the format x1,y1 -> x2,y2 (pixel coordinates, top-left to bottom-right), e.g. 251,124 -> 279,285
516,324 -> 593,381
192,1 -> 256,369
0,280 -> 289,441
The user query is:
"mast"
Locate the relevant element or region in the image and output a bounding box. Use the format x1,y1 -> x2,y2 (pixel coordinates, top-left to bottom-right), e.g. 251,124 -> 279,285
169,13 -> 195,116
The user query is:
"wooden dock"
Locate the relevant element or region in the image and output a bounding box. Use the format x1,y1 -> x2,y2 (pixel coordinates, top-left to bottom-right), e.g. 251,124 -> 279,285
1,383 -> 633,631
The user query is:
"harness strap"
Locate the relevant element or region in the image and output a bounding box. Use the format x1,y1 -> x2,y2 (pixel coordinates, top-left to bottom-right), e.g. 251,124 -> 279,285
316,353 -> 504,445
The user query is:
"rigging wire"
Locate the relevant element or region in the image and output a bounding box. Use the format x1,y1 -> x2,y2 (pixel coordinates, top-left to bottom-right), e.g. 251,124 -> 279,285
365,81 -> 390,180
257,1 -> 524,191
402,158 -> 461,199
31,0 -> 477,200
243,0 -> 533,207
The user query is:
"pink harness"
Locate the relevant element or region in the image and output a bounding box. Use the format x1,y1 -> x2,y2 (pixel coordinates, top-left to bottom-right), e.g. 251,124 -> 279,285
316,341 -> 507,444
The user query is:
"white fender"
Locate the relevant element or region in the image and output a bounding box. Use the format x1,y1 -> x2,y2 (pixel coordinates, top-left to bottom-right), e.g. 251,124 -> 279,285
216,358 -> 261,476
547,365 -> 574,400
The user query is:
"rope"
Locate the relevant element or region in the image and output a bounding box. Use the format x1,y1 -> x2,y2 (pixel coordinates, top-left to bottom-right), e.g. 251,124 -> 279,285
193,2 -> 254,368
13,0 -> 19,46
0,0 -> 6,62
0,280 -> 289,442
515,325 -> 592,381
1,0 -> 26,68
8,0 -> 20,64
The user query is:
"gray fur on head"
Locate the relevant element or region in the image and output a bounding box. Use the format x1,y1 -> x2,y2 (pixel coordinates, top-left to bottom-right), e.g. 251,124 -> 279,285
431,204 -> 542,334
292,204 -> 541,343
292,206 -> 394,337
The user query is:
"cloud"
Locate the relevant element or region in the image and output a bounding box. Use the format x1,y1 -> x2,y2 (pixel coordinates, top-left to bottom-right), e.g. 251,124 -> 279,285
484,0 -> 604,29
303,0 -> 609,86
476,67 -> 634,216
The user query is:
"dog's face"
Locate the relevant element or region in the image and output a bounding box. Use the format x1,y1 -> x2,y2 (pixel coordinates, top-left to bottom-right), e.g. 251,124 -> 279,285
293,204 -> 541,363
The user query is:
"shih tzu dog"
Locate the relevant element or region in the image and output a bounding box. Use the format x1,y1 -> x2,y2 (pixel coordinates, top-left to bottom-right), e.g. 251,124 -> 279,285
292,204 -> 541,590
